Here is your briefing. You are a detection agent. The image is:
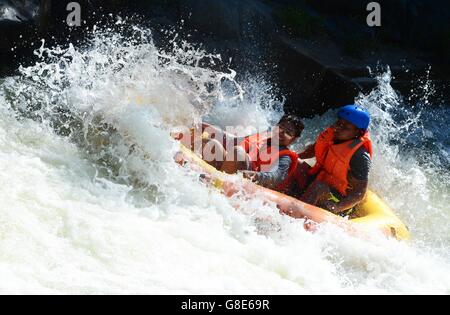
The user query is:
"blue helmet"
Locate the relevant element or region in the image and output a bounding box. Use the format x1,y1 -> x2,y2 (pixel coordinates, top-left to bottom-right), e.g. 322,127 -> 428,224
337,105 -> 371,130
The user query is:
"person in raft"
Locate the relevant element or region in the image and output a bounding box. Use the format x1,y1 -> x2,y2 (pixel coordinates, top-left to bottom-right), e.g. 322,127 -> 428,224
174,115 -> 309,195
298,105 -> 373,216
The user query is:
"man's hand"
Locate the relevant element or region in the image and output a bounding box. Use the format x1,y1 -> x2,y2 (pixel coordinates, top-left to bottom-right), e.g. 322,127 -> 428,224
298,144 -> 315,160
170,132 -> 184,141
322,200 -> 341,214
171,127 -> 203,149
241,171 -> 258,181
174,151 -> 186,165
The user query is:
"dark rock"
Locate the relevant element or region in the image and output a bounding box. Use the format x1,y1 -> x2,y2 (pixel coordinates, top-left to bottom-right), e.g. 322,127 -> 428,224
1,0 -> 449,115
180,0 -> 242,39
0,20 -> 37,76
268,35 -> 360,116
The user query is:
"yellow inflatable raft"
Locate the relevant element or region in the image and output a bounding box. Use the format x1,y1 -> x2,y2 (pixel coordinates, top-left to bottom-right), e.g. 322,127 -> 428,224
178,144 -> 410,241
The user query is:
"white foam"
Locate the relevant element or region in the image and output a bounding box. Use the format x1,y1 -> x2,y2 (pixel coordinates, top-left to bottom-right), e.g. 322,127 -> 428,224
0,25 -> 449,294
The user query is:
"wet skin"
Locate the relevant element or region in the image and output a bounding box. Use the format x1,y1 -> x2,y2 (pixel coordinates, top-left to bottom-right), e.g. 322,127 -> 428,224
332,118 -> 362,142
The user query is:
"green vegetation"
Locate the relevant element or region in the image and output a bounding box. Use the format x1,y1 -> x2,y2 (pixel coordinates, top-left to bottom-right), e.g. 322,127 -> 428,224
274,6 -> 326,38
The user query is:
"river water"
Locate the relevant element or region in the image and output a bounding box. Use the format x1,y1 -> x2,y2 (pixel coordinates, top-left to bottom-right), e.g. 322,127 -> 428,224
0,25 -> 448,294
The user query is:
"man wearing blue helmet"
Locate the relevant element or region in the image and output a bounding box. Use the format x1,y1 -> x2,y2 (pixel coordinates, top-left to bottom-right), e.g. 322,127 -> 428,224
298,105 -> 373,216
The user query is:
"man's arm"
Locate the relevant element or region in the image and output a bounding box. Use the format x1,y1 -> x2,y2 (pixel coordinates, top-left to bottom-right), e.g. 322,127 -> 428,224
298,144 -> 315,159
323,178 -> 368,213
243,156 -> 292,189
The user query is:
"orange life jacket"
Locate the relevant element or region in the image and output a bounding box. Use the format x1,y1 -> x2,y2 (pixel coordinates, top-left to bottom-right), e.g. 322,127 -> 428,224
240,132 -> 303,192
310,127 -> 373,196
240,131 -> 273,172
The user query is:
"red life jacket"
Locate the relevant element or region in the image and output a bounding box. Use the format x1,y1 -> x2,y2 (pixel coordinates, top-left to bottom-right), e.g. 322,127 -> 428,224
310,127 -> 373,196
240,132 -> 304,192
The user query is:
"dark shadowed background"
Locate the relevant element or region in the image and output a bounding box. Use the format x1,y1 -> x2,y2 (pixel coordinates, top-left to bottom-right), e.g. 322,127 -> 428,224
1,0 -> 449,116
